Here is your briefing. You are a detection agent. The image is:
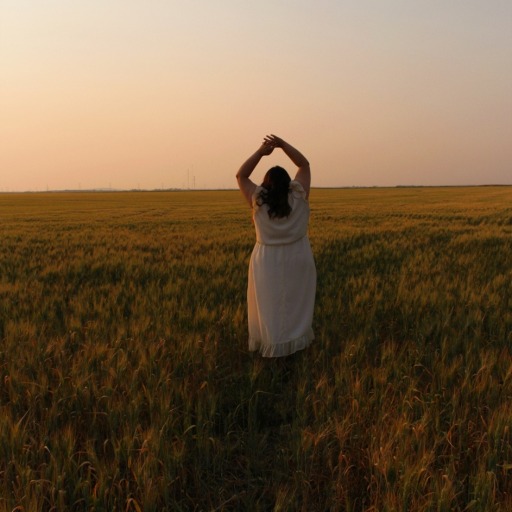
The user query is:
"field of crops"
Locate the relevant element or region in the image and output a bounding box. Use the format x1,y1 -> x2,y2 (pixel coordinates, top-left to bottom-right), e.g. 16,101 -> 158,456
1,186 -> 511,511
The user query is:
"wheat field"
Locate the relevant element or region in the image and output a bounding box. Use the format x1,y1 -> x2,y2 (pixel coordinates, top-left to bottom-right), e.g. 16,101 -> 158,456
1,186 -> 511,511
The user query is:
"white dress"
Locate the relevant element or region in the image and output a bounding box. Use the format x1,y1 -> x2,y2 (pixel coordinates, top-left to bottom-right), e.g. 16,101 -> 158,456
247,180 -> 316,357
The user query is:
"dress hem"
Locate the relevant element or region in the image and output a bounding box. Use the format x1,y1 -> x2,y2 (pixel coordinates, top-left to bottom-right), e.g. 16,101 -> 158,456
248,329 -> 314,358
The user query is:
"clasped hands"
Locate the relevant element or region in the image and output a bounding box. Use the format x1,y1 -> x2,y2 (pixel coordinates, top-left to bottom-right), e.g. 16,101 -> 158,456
258,134 -> 284,156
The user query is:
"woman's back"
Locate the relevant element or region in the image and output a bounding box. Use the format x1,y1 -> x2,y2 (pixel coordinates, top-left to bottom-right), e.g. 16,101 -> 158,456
252,181 -> 310,246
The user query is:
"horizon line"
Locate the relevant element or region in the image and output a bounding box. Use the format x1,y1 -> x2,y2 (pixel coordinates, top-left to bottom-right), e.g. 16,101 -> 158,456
1,183 -> 511,194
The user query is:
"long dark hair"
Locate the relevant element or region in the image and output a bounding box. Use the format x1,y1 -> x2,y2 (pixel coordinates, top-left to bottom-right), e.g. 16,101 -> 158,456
256,166 -> 292,219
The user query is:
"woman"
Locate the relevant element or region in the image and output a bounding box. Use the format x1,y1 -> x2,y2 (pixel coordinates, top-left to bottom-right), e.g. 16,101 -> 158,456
236,134 -> 316,357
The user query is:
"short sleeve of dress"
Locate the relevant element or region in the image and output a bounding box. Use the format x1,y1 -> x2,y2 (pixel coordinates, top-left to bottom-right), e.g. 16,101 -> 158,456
252,186 -> 263,210
289,180 -> 307,200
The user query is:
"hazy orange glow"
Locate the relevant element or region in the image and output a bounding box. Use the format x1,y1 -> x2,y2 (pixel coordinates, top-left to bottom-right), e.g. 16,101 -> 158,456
1,1 -> 511,191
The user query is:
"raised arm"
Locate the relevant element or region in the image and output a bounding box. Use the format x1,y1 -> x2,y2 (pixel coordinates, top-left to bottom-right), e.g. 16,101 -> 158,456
264,135 -> 310,198
236,140 -> 274,207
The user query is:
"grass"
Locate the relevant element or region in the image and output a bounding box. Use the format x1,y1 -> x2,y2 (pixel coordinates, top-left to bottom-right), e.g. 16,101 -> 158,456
0,186 -> 511,511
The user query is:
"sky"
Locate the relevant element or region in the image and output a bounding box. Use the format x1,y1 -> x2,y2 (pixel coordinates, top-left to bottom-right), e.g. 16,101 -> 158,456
1,0 -> 511,191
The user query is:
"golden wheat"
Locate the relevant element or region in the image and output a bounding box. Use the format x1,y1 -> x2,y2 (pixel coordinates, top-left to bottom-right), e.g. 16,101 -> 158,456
0,187 -> 511,511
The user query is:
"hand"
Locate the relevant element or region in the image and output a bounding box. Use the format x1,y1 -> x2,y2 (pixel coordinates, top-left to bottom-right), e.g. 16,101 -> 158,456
263,134 -> 285,148
257,140 -> 274,156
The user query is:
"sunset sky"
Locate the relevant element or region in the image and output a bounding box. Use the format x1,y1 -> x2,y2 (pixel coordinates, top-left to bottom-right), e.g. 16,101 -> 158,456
1,1 -> 511,191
